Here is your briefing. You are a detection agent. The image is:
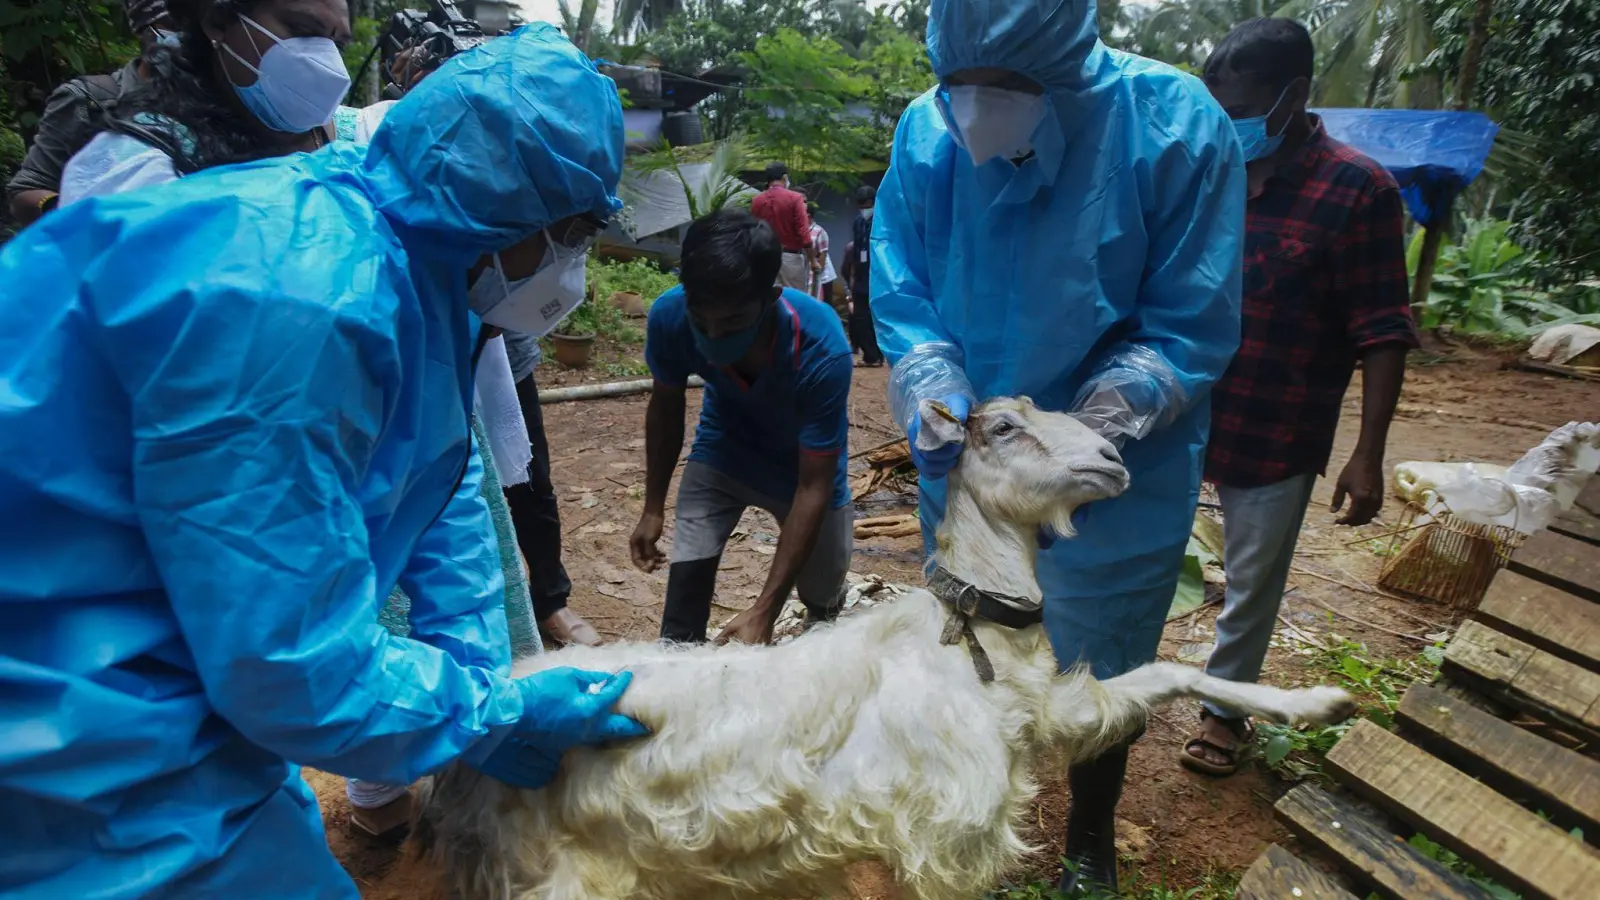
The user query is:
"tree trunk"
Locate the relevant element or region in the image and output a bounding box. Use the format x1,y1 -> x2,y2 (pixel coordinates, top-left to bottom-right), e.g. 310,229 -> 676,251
1413,0 -> 1492,322
1409,215 -> 1448,319
1454,0 -> 1495,110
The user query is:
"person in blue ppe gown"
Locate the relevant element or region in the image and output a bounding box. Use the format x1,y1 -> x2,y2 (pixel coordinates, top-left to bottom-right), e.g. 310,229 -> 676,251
0,25 -> 649,900
872,1 -> 1246,892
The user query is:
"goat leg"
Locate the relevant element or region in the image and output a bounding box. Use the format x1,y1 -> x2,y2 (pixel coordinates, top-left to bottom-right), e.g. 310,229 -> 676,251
1047,663 -> 1357,759
1099,662 -> 1356,729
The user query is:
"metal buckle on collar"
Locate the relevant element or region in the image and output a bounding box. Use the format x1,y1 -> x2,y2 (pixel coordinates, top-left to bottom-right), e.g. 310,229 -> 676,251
926,567 -> 1044,630
927,566 -> 1044,684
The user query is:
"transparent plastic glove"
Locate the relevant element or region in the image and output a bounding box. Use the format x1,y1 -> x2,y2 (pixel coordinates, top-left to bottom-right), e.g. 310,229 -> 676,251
1069,345 -> 1187,448
510,667 -> 650,750
469,736 -> 562,790
888,342 -> 977,479
908,394 -> 970,479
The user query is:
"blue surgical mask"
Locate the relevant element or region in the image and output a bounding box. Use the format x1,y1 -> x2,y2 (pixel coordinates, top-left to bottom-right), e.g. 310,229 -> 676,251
691,304 -> 770,366
221,14 -> 350,134
1231,84 -> 1293,162
152,28 -> 181,48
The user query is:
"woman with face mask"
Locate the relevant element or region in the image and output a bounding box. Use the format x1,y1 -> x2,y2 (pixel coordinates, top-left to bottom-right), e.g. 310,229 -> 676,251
0,27 -> 648,899
872,0 -> 1246,894
57,0 -> 355,204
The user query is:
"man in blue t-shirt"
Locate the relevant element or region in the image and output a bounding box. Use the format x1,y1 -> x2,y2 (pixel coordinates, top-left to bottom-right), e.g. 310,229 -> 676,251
630,210 -> 855,645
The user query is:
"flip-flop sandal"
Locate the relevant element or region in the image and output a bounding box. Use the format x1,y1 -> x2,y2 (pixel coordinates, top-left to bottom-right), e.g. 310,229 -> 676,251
1178,711 -> 1254,778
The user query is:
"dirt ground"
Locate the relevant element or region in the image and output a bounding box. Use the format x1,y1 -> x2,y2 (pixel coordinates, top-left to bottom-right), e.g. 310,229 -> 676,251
311,343 -> 1597,899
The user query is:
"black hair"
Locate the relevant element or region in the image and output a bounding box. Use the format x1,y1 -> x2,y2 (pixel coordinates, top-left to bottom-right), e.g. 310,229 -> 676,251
1203,18 -> 1314,93
763,161 -> 787,184
110,0 -> 294,175
854,184 -> 875,206
679,210 -> 782,308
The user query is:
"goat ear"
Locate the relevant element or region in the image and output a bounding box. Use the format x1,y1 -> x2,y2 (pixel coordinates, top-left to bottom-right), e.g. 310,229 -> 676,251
916,398 -> 966,450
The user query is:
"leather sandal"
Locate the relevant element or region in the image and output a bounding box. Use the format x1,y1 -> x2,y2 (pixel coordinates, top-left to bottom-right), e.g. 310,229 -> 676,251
540,607 -> 601,647
1179,710 -> 1254,778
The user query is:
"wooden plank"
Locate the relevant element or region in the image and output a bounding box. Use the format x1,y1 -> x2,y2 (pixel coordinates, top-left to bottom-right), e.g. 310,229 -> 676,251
1553,477 -> 1600,547
1325,719 -> 1600,900
1442,619 -> 1600,745
1477,567 -> 1600,673
1508,529 -> 1600,603
1397,682 -> 1600,838
1274,783 -> 1496,900
1238,844 -> 1358,900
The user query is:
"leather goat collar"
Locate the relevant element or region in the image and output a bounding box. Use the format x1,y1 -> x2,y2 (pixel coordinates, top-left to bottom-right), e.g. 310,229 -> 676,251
927,566 -> 1044,685
927,566 -> 1044,630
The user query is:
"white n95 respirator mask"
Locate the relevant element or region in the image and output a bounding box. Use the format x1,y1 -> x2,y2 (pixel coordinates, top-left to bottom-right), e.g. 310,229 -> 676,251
468,232 -> 590,336
938,85 -> 1048,166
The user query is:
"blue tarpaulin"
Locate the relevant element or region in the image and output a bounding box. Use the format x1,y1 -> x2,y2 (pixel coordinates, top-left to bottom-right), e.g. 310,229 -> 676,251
1314,108 -> 1500,227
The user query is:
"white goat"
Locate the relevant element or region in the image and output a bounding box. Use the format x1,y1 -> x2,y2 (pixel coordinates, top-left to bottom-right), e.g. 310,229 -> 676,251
415,397 -> 1355,900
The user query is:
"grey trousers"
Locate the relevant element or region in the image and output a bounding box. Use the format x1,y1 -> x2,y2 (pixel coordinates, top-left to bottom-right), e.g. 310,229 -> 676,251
1203,473 -> 1317,719
660,462 -> 852,641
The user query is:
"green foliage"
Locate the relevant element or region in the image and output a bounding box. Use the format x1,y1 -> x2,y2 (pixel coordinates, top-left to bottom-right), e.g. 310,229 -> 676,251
1404,834 -> 1521,900
1426,0 -> 1600,276
603,358 -> 652,378
627,137 -> 752,219
1257,637 -> 1442,782
588,255 -> 679,305
639,0 -> 929,167
987,865 -> 1239,900
1408,217 -> 1600,336
556,293 -> 643,342
1,0 -> 137,163
739,28 -> 876,179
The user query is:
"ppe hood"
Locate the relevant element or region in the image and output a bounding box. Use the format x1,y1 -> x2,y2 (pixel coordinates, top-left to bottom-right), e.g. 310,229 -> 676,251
927,0 -> 1101,90
362,24 -> 624,265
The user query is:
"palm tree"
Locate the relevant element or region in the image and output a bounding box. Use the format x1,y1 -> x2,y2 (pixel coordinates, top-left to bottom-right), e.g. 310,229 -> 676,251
625,138 -> 753,220
1279,0 -> 1441,108
557,0 -> 601,55
613,0 -> 686,42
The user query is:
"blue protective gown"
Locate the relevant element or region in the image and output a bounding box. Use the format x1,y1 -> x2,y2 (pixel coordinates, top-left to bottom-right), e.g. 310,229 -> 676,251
873,0 -> 1246,678
0,25 -> 623,899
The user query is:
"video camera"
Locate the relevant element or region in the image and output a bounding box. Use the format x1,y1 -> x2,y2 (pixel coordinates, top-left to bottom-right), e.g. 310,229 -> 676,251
378,0 -> 495,100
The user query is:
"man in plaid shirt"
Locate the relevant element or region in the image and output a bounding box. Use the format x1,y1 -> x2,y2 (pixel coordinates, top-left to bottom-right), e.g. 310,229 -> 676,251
1183,18 -> 1418,776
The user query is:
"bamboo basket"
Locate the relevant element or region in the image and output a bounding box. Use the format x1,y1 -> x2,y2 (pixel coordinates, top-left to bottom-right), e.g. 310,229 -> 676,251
1376,501 -> 1526,609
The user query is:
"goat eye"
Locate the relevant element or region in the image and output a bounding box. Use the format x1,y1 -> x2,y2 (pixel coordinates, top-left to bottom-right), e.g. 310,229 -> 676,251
992,421 -> 1015,437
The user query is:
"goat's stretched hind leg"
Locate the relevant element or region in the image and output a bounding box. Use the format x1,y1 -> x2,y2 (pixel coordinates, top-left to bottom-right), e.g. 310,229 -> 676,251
1101,662 -> 1356,727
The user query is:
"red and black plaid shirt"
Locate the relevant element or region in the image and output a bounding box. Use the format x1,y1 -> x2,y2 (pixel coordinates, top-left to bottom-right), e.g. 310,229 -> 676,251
1205,117 -> 1419,489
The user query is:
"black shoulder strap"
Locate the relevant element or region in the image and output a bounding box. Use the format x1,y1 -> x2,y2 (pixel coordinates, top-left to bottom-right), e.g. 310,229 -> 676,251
78,73 -> 121,105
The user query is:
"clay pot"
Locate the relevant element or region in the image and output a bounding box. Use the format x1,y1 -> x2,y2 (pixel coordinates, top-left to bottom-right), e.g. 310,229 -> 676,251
549,333 -> 596,368
610,291 -> 647,318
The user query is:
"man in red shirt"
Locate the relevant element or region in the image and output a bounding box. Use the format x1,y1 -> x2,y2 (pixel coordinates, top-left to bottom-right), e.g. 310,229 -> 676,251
1183,18 -> 1417,776
749,162 -> 814,290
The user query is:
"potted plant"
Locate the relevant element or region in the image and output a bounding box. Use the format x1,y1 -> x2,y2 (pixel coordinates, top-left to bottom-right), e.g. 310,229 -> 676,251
548,330 -> 596,368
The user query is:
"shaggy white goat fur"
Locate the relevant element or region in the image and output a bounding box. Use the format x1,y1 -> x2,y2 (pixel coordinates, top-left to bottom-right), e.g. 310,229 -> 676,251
416,398 -> 1356,900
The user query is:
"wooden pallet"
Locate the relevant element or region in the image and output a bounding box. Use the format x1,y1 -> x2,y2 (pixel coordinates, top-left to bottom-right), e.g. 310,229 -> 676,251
1243,511 -> 1600,898
1552,477 -> 1600,547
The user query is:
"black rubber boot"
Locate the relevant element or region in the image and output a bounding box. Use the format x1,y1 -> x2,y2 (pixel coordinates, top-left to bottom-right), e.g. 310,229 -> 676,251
1057,742 -> 1130,897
